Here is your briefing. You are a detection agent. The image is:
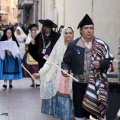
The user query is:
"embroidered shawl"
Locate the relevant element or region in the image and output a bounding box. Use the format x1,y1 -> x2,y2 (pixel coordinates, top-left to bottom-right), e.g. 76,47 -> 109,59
39,26 -> 74,99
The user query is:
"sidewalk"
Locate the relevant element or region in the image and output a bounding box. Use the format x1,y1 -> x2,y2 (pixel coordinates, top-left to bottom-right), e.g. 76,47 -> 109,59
0,78 -> 59,120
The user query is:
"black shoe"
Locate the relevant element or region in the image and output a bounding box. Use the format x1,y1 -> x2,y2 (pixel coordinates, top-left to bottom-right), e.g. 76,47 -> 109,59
36,84 -> 40,87
2,85 -> 7,89
9,85 -> 13,88
30,84 -> 35,87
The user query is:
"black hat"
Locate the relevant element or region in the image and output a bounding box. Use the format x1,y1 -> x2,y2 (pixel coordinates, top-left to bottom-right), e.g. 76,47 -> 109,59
29,24 -> 38,30
77,14 -> 94,29
38,19 -> 57,28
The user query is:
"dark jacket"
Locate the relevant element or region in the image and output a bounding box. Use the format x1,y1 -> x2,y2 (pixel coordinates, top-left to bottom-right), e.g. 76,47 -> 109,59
61,37 -> 111,74
28,30 -> 60,68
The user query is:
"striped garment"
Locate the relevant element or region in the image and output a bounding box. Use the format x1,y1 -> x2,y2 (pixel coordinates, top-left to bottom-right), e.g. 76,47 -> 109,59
82,37 -> 113,118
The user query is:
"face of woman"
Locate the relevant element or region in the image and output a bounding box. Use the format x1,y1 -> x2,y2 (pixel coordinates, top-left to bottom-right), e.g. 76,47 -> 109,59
6,29 -> 12,39
31,30 -> 36,39
16,29 -> 21,35
64,28 -> 74,42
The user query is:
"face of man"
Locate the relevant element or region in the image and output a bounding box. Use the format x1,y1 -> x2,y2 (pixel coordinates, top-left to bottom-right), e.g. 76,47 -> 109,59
43,26 -> 51,34
80,24 -> 94,40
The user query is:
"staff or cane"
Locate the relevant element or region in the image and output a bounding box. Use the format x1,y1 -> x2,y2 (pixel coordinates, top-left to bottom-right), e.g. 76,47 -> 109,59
22,64 -> 40,84
43,56 -> 79,82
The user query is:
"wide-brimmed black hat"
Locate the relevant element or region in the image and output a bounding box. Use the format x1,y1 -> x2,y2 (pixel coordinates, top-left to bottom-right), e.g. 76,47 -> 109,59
39,19 -> 57,28
77,14 -> 94,29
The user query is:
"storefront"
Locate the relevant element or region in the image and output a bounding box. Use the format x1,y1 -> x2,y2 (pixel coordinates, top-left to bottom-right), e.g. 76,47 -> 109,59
0,11 -> 8,25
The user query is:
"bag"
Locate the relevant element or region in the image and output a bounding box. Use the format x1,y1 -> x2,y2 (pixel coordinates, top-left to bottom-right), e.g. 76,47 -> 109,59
26,53 -> 38,65
25,44 -> 29,51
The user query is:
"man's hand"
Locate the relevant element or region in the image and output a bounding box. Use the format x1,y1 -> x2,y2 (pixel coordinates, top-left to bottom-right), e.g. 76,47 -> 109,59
92,61 -> 100,69
32,73 -> 40,79
61,70 -> 69,77
43,55 -> 49,59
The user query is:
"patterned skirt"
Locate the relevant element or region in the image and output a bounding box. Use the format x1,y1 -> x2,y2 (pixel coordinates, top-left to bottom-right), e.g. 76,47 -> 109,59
22,52 -> 39,77
41,93 -> 74,120
0,53 -> 23,80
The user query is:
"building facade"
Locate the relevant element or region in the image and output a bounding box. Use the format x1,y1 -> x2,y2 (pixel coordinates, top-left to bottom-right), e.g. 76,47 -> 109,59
18,0 -> 40,25
43,0 -> 120,60
18,0 -> 120,60
0,0 -> 18,24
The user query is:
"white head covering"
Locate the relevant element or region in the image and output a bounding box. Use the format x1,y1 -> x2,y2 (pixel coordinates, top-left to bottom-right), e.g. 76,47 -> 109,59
39,26 -> 74,99
26,29 -> 37,44
14,26 -> 27,42
14,26 -> 27,59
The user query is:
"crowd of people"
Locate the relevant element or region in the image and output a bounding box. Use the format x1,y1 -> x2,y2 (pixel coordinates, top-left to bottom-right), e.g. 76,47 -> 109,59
0,22 -> 40,88
0,14 -> 114,120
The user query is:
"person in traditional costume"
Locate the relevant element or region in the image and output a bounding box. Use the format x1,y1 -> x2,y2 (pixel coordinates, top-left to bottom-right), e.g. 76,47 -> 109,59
58,25 -> 64,34
32,26 -> 74,120
0,28 -> 23,89
22,28 -> 39,87
14,26 -> 27,59
28,19 -> 60,69
61,14 -> 114,120
28,24 -> 39,34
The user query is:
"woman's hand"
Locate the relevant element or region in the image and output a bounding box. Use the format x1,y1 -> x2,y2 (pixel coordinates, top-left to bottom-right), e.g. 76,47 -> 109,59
32,73 -> 40,79
31,39 -> 35,44
7,50 -> 11,55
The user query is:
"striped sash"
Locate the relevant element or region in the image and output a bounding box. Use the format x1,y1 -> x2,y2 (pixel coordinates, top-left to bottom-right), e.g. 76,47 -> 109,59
82,37 -> 111,118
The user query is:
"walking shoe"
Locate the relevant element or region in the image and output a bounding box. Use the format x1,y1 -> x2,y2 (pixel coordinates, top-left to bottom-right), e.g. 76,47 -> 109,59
36,84 -> 40,87
2,85 -> 7,89
9,85 -> 13,88
30,84 -> 35,87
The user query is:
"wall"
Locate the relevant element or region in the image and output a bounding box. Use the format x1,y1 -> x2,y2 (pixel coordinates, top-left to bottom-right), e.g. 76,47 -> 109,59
44,0 -> 120,59
93,0 -> 120,59
1,0 -> 18,24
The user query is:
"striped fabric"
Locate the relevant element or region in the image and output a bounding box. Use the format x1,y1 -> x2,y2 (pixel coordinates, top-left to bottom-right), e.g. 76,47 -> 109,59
82,37 -> 113,118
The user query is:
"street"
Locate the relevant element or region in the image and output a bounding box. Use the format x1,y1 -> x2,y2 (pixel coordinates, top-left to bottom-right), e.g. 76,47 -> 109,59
0,78 -> 59,120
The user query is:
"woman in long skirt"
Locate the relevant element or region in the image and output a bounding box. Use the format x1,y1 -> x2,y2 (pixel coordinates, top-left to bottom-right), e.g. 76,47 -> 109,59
14,26 -> 27,59
0,27 -> 23,89
22,28 -> 39,87
33,26 -> 75,120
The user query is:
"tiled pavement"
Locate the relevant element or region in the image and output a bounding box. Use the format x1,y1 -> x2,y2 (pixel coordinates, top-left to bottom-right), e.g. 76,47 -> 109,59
0,78 -> 119,120
0,78 -> 59,120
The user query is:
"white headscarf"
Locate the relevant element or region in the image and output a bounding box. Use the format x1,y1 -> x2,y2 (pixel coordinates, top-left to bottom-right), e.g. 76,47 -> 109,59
14,26 -> 27,42
25,29 -> 37,44
39,26 -> 74,99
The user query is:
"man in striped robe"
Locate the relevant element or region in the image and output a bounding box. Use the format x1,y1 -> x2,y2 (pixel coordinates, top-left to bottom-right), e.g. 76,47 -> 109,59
61,14 -> 113,120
